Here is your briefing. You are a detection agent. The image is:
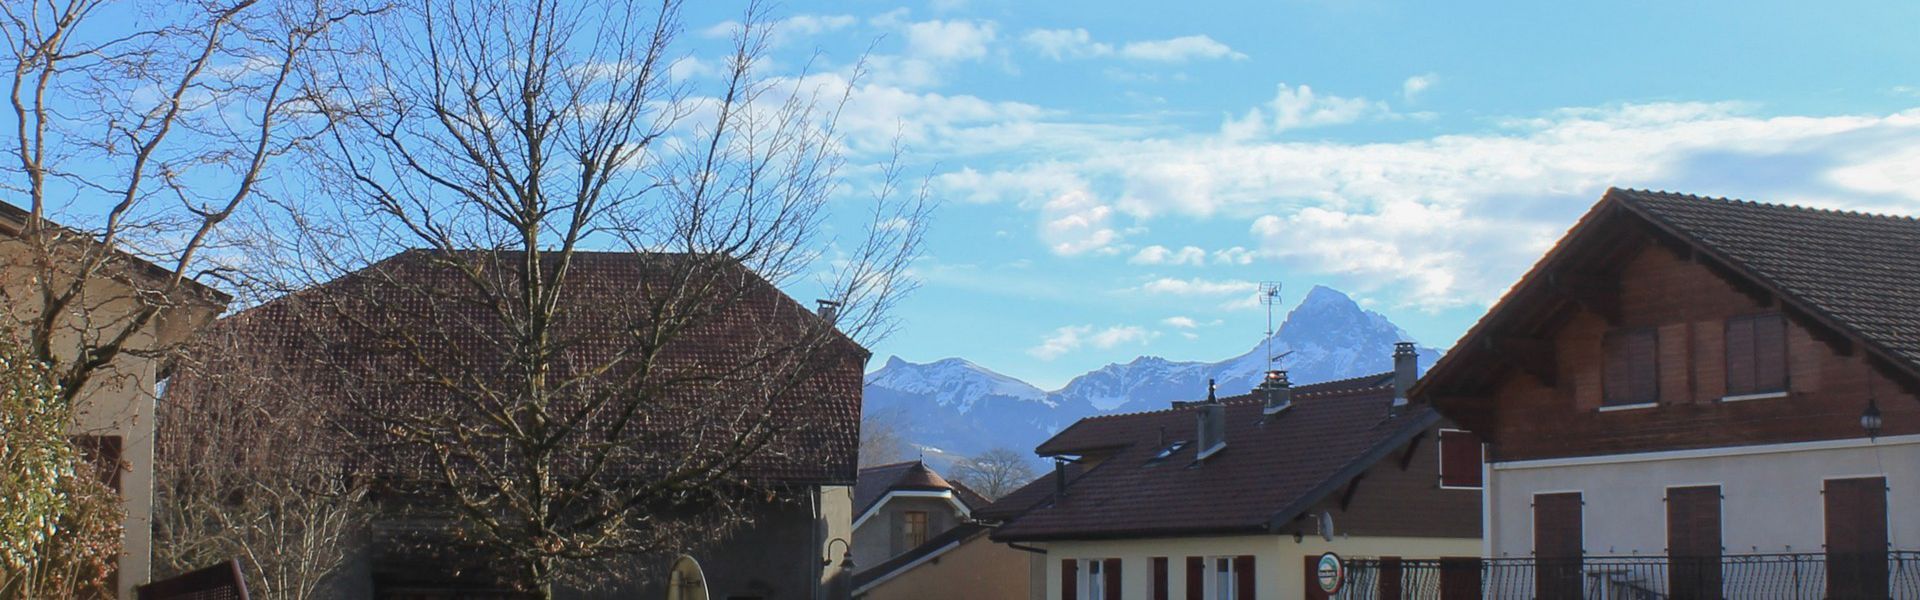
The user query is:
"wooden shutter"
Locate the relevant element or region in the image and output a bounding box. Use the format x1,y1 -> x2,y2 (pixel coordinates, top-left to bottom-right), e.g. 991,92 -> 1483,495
1753,313 -> 1787,392
1826,477 -> 1889,599
1063,559 -> 1079,600
1378,556 -> 1403,600
1533,492 -> 1583,600
1233,555 -> 1254,600
1603,328 -> 1659,405
1667,486 -> 1722,600
1437,557 -> 1481,600
1438,430 -> 1482,488
1186,557 -> 1204,600
1105,558 -> 1123,600
1725,316 -> 1756,394
1152,557 -> 1169,600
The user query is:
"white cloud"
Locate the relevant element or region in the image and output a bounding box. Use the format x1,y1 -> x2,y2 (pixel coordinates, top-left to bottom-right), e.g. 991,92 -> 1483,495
1040,186 -> 1119,255
1118,35 -> 1247,62
701,14 -> 857,46
1028,324 -> 1155,360
1021,30 -> 1243,63
1403,73 -> 1437,101
1135,277 -> 1258,296
1129,245 -> 1206,265
1023,28 -> 1112,60
1212,246 -> 1256,265
1162,316 -> 1199,328
1225,83 -> 1389,137
954,100 -> 1920,310
906,19 -> 998,62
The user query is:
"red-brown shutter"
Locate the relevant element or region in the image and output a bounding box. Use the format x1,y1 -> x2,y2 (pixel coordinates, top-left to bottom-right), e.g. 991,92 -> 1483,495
1534,492 -> 1583,599
1629,329 -> 1659,403
1437,557 -> 1482,600
1186,557 -> 1204,600
1667,486 -> 1723,599
1753,313 -> 1787,392
1725,316 -> 1757,394
1603,331 -> 1632,404
1438,430 -> 1482,488
1063,559 -> 1078,600
1378,556 -> 1403,600
1152,557 -> 1169,600
1826,477 -> 1890,599
1233,555 -> 1254,600
1105,558 -> 1123,600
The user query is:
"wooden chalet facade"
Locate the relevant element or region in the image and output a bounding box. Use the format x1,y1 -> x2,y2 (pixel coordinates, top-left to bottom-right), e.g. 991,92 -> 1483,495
1416,188 -> 1920,599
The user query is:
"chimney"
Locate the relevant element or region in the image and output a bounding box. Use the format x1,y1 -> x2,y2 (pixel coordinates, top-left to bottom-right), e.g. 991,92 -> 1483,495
1392,342 -> 1418,414
1053,457 -> 1069,499
815,299 -> 841,324
1195,379 -> 1227,460
1260,369 -> 1292,415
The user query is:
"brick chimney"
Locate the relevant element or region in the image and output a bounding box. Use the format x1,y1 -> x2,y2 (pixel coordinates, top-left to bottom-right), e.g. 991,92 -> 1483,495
1391,342 -> 1417,415
1260,369 -> 1292,415
1195,379 -> 1226,460
815,299 -> 841,324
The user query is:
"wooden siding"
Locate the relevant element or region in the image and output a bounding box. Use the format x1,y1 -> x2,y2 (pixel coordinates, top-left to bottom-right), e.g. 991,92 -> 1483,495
1280,428 -> 1482,540
1480,242 -> 1919,462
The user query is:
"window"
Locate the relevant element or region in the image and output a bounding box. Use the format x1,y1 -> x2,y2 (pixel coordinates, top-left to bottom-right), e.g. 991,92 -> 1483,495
902,511 -> 928,548
1074,558 -> 1121,600
1725,313 -> 1787,396
1602,327 -> 1659,406
1438,429 -> 1483,489
1201,556 -> 1252,600
72,435 -> 123,494
1088,559 -> 1104,600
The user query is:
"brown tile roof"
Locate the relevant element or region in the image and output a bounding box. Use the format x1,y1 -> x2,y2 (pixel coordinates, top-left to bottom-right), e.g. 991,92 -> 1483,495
1418,188 -> 1920,405
170,249 -> 866,484
990,373 -> 1436,541
854,460 -> 976,517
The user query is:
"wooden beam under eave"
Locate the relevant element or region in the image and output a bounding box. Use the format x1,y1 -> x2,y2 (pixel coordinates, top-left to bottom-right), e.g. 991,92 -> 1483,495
1483,335 -> 1558,388
1546,270 -> 1620,324
1339,473 -> 1366,511
1784,305 -> 1854,357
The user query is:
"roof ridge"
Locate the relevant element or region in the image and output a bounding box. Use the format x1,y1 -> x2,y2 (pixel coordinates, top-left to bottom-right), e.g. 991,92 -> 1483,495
1615,187 -> 1920,223
1068,371 -> 1396,422
858,459 -> 921,472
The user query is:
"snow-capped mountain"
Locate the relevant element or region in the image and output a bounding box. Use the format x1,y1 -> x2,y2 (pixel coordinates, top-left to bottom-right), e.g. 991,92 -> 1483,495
863,285 -> 1444,460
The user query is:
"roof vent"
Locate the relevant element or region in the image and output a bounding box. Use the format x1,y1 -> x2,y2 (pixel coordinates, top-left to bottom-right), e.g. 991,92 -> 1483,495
816,299 -> 842,324
1260,369 -> 1292,415
1195,379 -> 1226,461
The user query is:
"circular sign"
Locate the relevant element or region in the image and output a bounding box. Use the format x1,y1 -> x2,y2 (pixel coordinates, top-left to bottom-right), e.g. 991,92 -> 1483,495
1316,552 -> 1345,594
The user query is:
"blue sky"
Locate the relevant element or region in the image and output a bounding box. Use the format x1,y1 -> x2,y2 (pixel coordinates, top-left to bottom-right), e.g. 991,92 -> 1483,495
668,0 -> 1920,389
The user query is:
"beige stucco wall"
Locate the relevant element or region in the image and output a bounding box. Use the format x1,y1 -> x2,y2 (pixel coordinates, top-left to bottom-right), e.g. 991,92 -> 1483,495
1,237 -> 220,599
820,484 -> 856,596
856,532 -> 1031,600
1041,534 -> 1480,600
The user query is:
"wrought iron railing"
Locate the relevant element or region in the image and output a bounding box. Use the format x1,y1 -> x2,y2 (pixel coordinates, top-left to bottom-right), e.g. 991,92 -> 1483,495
1332,552 -> 1920,599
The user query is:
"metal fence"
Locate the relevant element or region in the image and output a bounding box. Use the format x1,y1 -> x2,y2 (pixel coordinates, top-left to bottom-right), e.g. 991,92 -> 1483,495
1333,552 -> 1920,599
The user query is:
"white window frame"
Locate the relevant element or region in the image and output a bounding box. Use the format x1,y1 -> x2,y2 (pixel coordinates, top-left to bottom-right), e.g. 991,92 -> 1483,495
1208,556 -> 1236,600
1084,558 -> 1107,600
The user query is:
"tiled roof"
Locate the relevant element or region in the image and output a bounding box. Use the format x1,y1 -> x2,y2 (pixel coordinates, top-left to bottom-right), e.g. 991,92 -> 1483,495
1612,188 -> 1920,370
991,374 -> 1436,541
169,249 -> 865,484
854,460 -> 977,517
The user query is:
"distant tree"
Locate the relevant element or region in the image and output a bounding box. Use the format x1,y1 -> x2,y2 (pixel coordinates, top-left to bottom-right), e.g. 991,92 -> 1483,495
860,407 -> 911,467
950,448 -> 1037,500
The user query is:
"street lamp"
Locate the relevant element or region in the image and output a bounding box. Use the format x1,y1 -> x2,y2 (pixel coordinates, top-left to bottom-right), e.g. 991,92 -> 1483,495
1862,397 -> 1884,440
824,538 -> 854,570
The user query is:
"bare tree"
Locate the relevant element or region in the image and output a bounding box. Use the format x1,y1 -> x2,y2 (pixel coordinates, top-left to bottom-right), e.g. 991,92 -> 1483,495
152,324 -> 368,600
233,0 -> 931,596
950,448 -> 1037,501
860,406 -> 912,468
0,0 -> 370,594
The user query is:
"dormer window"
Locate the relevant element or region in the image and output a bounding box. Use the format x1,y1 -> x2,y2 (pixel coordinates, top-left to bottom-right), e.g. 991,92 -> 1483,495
1145,440 -> 1189,466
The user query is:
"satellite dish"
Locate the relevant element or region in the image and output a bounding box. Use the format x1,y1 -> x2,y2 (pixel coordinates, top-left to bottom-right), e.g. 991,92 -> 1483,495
1318,512 -> 1336,542
667,555 -> 709,600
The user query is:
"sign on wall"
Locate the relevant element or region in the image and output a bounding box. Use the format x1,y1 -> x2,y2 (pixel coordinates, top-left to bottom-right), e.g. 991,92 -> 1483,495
1316,552 -> 1345,594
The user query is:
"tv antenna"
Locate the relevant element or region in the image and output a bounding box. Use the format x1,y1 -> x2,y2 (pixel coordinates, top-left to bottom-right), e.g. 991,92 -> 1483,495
1259,282 -> 1284,373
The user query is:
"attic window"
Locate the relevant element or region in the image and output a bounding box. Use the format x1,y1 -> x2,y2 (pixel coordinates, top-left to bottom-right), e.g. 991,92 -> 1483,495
1145,440 -> 1189,465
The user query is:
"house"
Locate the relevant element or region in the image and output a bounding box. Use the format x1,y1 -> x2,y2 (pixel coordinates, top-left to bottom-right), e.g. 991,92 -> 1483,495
848,461 -> 1031,600
166,249 -> 864,599
1417,188 -> 1920,598
0,201 -> 230,599
989,344 -> 1483,600
850,461 -> 989,570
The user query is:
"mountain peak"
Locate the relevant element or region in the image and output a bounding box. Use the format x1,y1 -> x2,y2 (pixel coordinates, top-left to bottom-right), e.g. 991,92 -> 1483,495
1297,284 -> 1360,312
